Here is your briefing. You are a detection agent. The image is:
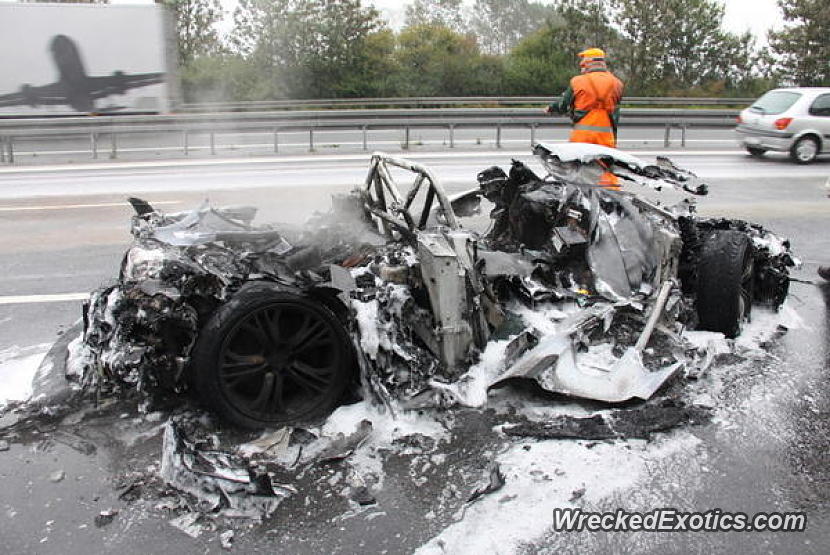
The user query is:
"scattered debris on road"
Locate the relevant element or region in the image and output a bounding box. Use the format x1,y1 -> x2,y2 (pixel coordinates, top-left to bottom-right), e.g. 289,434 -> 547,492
311,419 -> 373,465
350,485 -> 377,506
569,487 -> 586,502
159,415 -> 296,519
467,463 -> 506,503
94,508 -> 118,528
503,399 -> 711,440
219,529 -> 235,550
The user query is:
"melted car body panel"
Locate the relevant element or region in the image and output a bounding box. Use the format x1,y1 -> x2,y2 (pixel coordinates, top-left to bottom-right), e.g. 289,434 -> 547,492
59,146 -> 795,422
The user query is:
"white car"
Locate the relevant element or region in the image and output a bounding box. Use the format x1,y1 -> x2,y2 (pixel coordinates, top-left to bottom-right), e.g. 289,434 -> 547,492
736,87 -> 830,164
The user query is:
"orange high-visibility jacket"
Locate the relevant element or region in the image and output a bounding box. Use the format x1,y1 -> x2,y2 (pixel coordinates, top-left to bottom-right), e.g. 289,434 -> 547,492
567,70 -> 624,147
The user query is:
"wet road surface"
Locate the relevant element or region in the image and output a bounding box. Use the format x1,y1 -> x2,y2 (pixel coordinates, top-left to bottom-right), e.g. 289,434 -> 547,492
0,148 -> 829,553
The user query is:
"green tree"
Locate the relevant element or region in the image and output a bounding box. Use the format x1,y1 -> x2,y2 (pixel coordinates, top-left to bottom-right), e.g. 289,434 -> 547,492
702,32 -> 774,97
467,0 -> 550,55
161,0 -> 223,67
554,0 -> 619,52
612,0 -> 685,93
393,24 -> 504,96
767,0 -> 830,86
335,29 -> 400,97
404,0 -> 467,33
503,22 -> 576,95
502,1 -> 620,96
176,53 -> 268,103
230,0 -> 383,98
612,0 -> 762,95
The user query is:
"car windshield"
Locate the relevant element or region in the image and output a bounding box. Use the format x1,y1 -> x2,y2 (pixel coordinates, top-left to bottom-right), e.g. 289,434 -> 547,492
749,90 -> 801,115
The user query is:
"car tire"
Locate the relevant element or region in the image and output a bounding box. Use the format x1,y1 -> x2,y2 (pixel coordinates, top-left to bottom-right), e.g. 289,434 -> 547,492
696,230 -> 754,339
746,146 -> 767,158
190,282 -> 355,429
790,136 -> 819,164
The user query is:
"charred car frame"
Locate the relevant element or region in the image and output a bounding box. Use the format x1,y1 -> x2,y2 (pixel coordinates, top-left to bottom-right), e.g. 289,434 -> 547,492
71,143 -> 796,429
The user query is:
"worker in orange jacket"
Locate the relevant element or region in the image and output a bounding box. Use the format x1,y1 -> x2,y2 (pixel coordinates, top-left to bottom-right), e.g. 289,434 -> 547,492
545,47 -> 624,147
544,48 -> 624,188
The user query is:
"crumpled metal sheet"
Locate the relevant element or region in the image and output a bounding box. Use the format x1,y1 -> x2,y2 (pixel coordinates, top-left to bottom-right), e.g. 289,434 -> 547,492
160,418 -> 295,519
136,201 -> 290,251
586,191 -> 659,301
533,142 -> 709,195
535,142 -> 651,170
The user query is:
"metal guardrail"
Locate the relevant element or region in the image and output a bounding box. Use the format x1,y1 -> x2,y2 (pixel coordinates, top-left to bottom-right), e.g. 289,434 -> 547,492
0,107 -> 739,130
179,96 -> 754,112
0,106 -> 740,164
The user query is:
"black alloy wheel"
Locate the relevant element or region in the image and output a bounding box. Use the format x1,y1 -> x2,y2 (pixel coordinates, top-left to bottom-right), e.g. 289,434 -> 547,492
191,284 -> 354,429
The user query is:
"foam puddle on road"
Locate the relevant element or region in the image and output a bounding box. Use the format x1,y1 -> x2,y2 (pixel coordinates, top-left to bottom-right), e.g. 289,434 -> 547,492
0,344 -> 49,409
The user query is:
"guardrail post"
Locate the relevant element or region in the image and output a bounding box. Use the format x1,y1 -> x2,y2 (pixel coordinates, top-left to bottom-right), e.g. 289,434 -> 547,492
530,123 -> 536,145
663,124 -> 671,147
183,130 -> 189,156
210,131 -> 216,155
362,126 -> 368,151
273,128 -> 279,153
91,132 -> 97,159
110,133 -> 117,159
681,123 -> 687,147
6,137 -> 13,164
496,124 -> 502,148
309,128 -> 315,152
449,124 -> 455,148
404,126 -> 410,150
0,137 -> 5,163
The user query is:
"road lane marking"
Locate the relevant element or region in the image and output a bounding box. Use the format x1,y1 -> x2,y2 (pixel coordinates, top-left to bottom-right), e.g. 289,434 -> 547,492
0,149 -> 746,175
0,200 -> 182,212
0,293 -> 89,305
5,140 -> 737,158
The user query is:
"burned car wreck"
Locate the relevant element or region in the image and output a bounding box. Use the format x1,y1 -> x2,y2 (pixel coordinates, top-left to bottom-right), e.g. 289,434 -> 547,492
67,143 -> 796,430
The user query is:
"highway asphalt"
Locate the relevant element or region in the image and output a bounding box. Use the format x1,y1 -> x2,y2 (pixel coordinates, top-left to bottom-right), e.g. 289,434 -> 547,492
0,144 -> 829,553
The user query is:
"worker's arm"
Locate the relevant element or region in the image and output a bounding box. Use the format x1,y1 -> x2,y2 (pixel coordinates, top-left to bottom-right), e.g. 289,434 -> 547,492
544,85 -> 574,115
611,78 -> 624,133
611,105 -> 621,131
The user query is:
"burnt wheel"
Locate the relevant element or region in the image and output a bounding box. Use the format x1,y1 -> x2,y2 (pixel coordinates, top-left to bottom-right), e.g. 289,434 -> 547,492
191,283 -> 354,429
696,230 -> 754,338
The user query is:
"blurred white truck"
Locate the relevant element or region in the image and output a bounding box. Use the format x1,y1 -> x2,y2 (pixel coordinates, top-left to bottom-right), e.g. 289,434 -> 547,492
0,2 -> 178,116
